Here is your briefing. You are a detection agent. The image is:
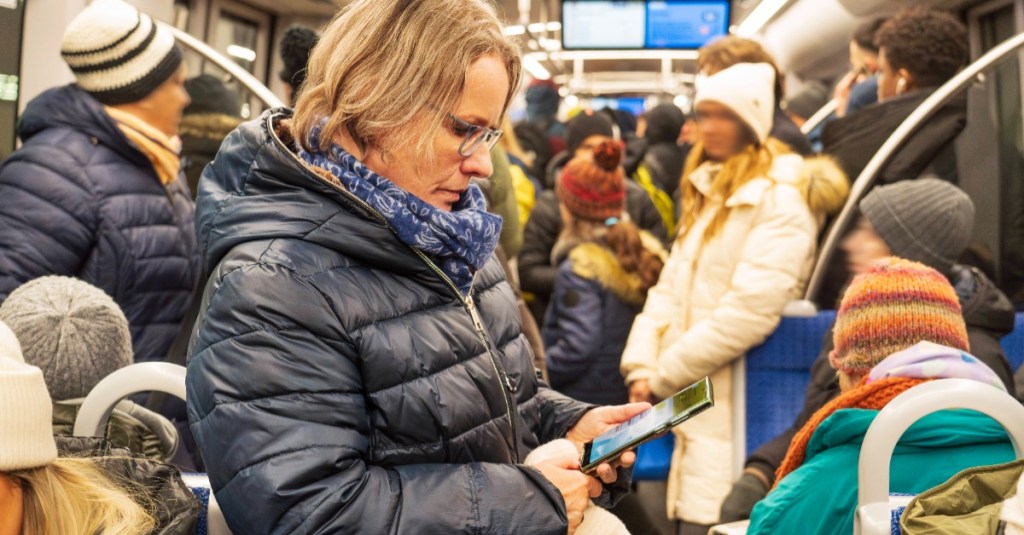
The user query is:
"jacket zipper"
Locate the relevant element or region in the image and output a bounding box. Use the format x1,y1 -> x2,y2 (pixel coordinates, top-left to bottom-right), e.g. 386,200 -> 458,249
270,115 -> 521,462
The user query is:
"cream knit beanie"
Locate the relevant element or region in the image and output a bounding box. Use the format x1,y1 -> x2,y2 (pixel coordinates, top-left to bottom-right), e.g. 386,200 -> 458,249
694,62 -> 776,144
61,0 -> 183,105
0,321 -> 58,471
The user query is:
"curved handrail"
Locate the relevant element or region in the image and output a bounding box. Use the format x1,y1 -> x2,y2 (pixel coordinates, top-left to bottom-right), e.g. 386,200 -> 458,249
804,31 -> 1024,302
799,99 -> 837,135
73,362 -> 187,438
160,22 -> 285,109
855,379 -> 1024,535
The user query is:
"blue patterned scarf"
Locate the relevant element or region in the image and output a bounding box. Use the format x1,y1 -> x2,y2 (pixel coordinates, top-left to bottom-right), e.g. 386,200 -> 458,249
298,127 -> 502,296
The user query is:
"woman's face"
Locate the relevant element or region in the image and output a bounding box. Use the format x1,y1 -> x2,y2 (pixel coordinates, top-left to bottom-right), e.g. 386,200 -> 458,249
695,101 -> 749,161
362,53 -> 510,211
0,473 -> 22,535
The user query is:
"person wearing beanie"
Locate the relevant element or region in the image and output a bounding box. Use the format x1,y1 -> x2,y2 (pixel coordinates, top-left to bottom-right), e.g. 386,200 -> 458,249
0,276 -> 180,462
278,25 -> 319,106
0,320 -> 156,535
747,257 -> 1015,535
697,36 -> 813,156
0,0 -> 200,365
520,111 -> 668,325
620,59 -> 848,531
181,74 -> 242,197
721,178 -> 1014,523
542,142 -> 667,535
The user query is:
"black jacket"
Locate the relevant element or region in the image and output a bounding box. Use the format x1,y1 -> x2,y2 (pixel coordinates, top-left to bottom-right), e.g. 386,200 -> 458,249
186,111 -> 610,534
519,186 -> 667,324
822,88 -> 967,185
745,266 -> 1016,485
773,107 -> 813,157
0,85 -> 200,362
816,89 -> 969,307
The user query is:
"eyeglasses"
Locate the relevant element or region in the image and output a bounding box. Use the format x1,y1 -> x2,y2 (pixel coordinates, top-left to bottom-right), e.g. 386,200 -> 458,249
447,114 -> 503,157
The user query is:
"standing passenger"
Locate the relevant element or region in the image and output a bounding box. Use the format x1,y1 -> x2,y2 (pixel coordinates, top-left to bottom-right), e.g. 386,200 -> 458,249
186,1 -> 649,533
620,63 -> 847,533
0,0 -> 200,363
543,141 -> 667,406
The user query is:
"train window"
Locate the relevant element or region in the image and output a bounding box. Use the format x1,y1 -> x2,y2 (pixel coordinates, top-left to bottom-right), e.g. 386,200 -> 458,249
0,0 -> 23,161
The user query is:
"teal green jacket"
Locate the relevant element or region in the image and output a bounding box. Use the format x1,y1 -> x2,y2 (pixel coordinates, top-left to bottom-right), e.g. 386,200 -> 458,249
748,408 -> 1014,535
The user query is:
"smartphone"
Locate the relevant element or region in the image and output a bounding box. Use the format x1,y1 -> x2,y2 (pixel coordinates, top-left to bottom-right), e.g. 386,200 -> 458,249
580,377 -> 714,473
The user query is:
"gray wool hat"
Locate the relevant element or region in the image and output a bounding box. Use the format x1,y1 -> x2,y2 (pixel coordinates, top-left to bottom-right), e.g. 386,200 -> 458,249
0,276 -> 133,401
859,178 -> 975,272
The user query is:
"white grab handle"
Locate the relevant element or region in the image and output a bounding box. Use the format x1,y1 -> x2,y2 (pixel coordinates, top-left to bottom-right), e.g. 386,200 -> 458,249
855,379 -> 1024,535
73,362 -> 187,438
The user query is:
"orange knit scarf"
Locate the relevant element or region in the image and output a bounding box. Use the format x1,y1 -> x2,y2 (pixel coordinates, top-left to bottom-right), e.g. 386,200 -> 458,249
773,377 -> 929,488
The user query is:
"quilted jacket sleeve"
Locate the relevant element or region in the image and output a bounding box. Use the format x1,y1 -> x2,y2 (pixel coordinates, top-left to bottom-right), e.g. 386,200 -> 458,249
646,188 -> 816,398
187,263 -> 573,535
0,146 -> 98,299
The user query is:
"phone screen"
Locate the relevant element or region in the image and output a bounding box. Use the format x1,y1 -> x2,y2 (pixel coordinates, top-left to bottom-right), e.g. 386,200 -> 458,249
581,377 -> 713,472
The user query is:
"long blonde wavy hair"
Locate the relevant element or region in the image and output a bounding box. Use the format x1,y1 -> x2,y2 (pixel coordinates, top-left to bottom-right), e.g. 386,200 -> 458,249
678,137 -> 793,244
293,0 -> 522,166
7,457 -> 154,535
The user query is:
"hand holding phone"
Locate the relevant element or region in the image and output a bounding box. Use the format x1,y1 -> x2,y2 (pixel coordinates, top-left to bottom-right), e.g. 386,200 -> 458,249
581,377 -> 714,473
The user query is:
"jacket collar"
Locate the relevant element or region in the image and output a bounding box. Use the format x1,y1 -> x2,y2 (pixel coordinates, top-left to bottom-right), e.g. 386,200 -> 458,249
688,153 -> 804,208
195,109 -> 452,296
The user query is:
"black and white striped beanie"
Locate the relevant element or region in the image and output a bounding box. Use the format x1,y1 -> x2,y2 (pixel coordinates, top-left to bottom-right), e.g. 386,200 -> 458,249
61,0 -> 183,105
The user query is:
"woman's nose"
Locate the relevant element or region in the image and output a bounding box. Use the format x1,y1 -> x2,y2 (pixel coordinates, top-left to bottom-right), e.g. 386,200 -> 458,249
462,146 -> 494,178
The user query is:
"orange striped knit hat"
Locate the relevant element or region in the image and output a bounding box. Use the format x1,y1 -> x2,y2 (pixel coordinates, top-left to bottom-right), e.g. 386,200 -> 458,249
829,257 -> 969,375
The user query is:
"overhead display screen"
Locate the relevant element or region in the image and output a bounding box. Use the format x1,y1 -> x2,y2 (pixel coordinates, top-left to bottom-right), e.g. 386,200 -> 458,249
562,1 -> 730,50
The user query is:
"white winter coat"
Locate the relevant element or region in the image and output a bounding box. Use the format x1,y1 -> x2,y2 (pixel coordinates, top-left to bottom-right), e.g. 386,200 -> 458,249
620,152 -> 824,524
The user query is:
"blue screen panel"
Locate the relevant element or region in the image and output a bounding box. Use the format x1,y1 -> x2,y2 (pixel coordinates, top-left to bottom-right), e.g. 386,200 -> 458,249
646,1 -> 729,49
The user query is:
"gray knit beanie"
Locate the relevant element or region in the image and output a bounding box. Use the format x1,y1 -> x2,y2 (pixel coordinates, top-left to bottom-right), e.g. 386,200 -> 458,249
0,277 -> 133,400
859,178 -> 975,272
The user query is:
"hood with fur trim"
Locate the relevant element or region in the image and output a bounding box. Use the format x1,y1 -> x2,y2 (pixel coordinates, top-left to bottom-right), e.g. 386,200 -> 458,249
568,231 -> 667,307
797,155 -> 849,217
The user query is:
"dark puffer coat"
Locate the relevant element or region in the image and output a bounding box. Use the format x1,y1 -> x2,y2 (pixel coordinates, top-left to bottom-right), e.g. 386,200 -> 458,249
0,85 -> 200,362
186,110 -> 609,534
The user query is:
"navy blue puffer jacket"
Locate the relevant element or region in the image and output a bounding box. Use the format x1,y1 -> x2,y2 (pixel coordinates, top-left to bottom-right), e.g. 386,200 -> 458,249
186,110 -> 610,534
0,85 -> 200,362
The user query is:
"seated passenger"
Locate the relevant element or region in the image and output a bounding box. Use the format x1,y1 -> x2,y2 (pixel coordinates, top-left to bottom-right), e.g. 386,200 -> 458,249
0,0 -> 200,363
0,320 -> 155,535
748,257 -> 1015,535
822,8 -> 968,185
698,36 -> 814,156
721,178 -> 1015,522
520,112 -> 667,324
833,17 -> 888,118
186,1 -> 650,533
0,276 -> 179,463
543,141 -> 667,406
619,62 -> 847,532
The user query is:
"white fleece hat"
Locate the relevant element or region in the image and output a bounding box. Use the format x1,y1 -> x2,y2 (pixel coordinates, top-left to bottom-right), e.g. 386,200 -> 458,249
694,62 -> 776,144
61,0 -> 183,105
0,320 -> 58,471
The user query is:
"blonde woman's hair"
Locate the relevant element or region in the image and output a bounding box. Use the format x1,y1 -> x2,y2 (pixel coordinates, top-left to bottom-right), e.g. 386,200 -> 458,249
10,458 -> 155,535
678,137 -> 792,244
293,0 -> 522,165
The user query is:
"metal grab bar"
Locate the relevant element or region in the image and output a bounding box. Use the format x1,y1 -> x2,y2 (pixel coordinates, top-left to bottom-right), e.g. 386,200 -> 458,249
159,22 -> 285,109
804,31 -> 1024,302
799,98 -> 837,135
